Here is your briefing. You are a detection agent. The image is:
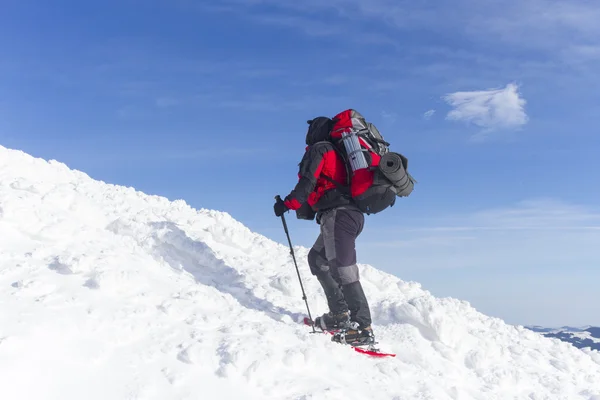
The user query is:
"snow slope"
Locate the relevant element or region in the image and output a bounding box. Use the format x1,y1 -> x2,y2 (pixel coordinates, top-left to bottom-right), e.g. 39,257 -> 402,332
1,144 -> 599,400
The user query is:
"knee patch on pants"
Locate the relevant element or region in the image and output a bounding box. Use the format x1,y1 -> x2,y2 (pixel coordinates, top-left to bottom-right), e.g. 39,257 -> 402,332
333,264 -> 360,285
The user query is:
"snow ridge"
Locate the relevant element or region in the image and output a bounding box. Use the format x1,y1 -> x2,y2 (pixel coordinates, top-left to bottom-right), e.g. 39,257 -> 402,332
1,144 -> 599,400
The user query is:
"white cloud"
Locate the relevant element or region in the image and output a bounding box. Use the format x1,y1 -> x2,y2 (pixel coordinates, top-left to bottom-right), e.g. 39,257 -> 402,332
423,109 -> 435,120
443,83 -> 528,131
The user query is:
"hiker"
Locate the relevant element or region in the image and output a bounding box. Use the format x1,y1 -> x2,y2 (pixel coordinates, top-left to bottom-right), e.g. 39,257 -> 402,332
273,116 -> 375,345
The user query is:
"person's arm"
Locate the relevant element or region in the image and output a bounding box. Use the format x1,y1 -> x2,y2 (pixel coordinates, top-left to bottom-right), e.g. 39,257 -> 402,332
284,145 -> 327,210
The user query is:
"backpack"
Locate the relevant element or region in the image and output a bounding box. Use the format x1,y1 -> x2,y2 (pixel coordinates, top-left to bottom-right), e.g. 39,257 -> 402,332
327,109 -> 415,215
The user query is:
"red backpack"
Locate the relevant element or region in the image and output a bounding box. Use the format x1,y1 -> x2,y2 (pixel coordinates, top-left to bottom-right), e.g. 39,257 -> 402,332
328,109 -> 415,215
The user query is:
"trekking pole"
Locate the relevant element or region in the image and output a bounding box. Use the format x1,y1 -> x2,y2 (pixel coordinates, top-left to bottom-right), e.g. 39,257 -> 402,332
275,195 -> 316,333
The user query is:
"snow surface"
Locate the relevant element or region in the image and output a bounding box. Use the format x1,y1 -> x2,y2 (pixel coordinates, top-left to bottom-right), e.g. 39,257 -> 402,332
1,144 -> 600,400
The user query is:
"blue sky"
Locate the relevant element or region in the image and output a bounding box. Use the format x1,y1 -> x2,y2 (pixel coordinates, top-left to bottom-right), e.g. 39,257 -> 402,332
2,0 -> 600,327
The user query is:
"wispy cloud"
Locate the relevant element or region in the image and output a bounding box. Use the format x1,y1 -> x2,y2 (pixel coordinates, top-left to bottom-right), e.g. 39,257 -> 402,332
249,14 -> 342,37
381,111 -> 398,124
192,92 -> 354,113
363,199 -> 600,327
423,110 -> 435,120
412,199 -> 600,233
195,0 -> 398,47
76,146 -> 272,165
156,147 -> 270,161
467,198 -> 600,229
442,83 -> 528,136
468,1 -> 600,53
155,97 -> 180,108
562,45 -> 600,65
364,198 -> 600,271
203,0 -> 600,65
322,75 -> 349,86
116,105 -> 149,119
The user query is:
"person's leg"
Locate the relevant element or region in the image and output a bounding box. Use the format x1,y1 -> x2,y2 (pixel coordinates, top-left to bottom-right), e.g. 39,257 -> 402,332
321,208 -> 372,329
307,234 -> 348,315
341,281 -> 371,329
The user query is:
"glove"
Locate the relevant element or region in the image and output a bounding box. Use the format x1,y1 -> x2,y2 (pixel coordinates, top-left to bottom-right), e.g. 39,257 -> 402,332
273,196 -> 289,217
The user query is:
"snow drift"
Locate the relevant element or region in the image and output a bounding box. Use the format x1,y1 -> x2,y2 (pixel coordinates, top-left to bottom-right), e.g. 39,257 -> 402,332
1,144 -> 599,400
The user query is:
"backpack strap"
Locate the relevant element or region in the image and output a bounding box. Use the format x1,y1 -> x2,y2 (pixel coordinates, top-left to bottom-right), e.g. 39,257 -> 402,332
321,174 -> 350,196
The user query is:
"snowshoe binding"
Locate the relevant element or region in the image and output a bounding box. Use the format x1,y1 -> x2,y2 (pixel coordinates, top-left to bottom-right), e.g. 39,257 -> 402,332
331,325 -> 376,348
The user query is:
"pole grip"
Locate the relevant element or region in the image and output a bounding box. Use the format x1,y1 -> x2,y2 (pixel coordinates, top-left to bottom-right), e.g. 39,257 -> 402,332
275,195 -> 290,234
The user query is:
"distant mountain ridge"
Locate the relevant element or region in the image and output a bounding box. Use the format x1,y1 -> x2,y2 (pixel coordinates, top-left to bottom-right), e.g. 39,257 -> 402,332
526,326 -> 600,351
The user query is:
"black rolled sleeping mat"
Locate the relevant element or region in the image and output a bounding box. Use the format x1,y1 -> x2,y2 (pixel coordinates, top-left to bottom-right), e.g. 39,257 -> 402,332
379,152 -> 413,196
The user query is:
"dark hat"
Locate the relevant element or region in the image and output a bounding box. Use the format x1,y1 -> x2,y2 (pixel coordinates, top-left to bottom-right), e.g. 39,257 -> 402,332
305,117 -> 333,145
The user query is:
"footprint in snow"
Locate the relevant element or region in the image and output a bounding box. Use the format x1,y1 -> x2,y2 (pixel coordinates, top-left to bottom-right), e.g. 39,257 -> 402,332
9,180 -> 39,193
176,344 -> 193,364
11,280 -> 34,290
83,277 -> 100,289
161,368 -> 180,385
48,258 -> 73,275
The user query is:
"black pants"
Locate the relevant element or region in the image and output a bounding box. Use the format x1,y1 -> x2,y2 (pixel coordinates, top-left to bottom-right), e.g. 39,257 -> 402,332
307,206 -> 372,329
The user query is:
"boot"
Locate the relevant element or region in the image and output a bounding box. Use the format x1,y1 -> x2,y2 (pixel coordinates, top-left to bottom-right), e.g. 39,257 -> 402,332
314,310 -> 351,331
